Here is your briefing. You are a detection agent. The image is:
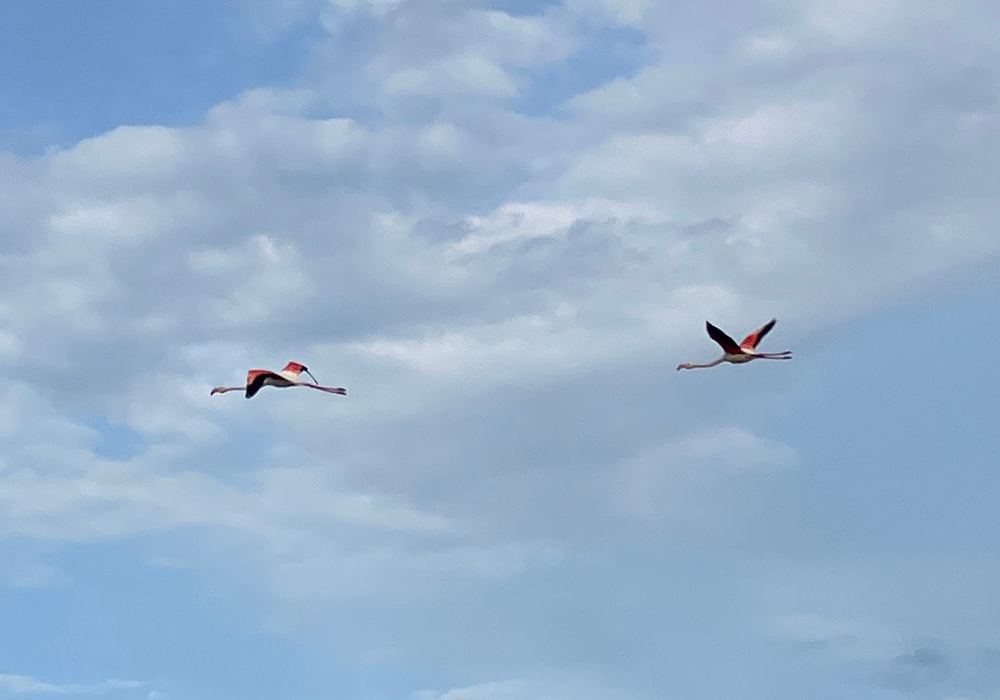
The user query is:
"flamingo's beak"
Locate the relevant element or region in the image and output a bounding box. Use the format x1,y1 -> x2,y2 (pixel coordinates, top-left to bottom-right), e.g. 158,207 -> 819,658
305,370 -> 319,384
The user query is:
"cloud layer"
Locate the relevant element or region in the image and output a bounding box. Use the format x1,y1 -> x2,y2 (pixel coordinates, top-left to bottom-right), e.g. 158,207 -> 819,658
1,0 -> 999,696
2,0 -> 998,596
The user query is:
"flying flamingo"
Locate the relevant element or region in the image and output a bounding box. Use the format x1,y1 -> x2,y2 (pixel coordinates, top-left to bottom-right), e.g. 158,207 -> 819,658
676,318 -> 792,371
211,361 -> 347,398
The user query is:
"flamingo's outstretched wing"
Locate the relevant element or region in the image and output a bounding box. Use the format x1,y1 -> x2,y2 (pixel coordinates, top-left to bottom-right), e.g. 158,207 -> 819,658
706,321 -> 741,354
740,318 -> 777,350
245,370 -> 281,399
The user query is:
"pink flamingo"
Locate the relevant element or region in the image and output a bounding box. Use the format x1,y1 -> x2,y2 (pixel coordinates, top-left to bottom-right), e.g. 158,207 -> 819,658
211,361 -> 347,398
677,318 -> 792,370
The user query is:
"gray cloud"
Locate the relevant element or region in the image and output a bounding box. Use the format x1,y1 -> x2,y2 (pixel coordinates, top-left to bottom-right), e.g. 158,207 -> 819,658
881,645 -> 953,693
871,643 -> 1000,697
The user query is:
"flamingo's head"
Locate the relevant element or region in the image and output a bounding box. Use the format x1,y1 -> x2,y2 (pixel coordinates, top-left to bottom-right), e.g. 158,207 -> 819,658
676,363 -> 691,371
283,361 -> 319,384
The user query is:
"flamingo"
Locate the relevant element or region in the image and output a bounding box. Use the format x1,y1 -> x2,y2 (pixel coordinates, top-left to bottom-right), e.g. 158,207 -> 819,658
211,361 -> 347,398
676,318 -> 792,371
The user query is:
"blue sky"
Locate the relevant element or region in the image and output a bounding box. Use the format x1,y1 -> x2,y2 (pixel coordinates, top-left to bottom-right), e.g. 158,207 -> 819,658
0,0 -> 318,151
0,1 -> 999,699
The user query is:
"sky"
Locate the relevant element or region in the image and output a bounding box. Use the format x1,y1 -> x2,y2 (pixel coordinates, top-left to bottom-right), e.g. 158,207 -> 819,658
0,0 -> 998,699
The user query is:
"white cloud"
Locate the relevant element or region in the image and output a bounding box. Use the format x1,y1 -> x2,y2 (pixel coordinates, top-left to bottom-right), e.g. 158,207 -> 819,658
448,199 -> 663,258
412,676 -> 639,700
3,16 -> 998,587
700,99 -> 846,161
328,0 -> 405,17
412,680 -> 527,700
383,54 -> 519,99
770,613 -> 865,645
614,427 -> 795,525
352,5 -> 578,104
790,0 -> 955,45
0,674 -> 145,696
768,613 -> 900,661
0,559 -> 67,589
563,0 -> 653,27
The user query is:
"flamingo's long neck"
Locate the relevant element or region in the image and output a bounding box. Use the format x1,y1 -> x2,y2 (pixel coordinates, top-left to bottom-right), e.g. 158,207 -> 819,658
688,358 -> 725,369
211,386 -> 244,395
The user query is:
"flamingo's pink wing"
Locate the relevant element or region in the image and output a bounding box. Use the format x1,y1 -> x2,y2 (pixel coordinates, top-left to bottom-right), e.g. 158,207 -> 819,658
740,318 -> 777,350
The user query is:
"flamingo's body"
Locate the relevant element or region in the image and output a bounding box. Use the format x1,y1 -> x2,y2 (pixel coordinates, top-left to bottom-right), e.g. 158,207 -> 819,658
677,318 -> 792,370
211,362 -> 347,398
